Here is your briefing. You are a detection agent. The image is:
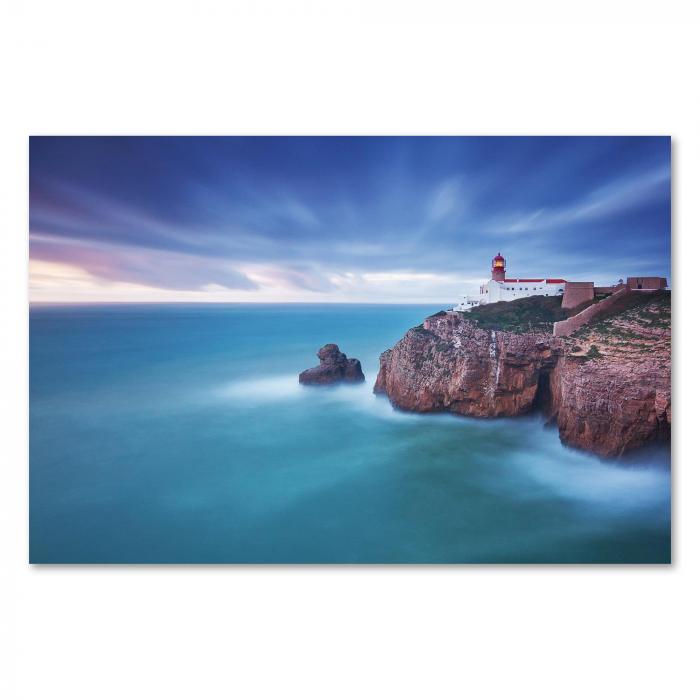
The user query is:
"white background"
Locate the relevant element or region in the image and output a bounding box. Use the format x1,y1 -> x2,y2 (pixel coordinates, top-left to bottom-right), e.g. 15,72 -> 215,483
1,2 -> 698,698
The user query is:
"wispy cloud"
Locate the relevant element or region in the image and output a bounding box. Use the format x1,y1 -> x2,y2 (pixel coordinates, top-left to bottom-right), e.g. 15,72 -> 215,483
30,233 -> 258,291
28,136 -> 671,302
491,165 -> 670,234
427,176 -> 465,223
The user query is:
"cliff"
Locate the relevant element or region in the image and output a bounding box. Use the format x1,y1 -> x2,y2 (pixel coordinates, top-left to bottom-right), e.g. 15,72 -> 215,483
374,292 -> 670,458
374,312 -> 557,417
550,290 -> 671,456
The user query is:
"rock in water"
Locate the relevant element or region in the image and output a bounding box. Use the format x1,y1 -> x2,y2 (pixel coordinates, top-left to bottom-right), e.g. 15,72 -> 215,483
299,344 -> 365,385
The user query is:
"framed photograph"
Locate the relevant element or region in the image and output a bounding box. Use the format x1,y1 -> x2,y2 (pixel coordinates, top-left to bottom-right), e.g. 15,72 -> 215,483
29,136 -> 671,563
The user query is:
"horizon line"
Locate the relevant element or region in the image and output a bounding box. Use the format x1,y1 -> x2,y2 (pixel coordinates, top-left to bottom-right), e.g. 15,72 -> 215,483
28,299 -> 455,306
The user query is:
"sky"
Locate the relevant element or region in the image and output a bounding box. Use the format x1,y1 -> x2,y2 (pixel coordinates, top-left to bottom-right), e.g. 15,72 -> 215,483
29,136 -> 671,303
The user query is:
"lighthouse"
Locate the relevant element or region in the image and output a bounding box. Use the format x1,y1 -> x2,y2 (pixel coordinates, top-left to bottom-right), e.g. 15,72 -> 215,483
453,252 -> 567,311
491,252 -> 506,282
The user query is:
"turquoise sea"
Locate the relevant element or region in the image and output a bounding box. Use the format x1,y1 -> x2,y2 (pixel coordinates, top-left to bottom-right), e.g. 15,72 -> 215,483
29,304 -> 671,563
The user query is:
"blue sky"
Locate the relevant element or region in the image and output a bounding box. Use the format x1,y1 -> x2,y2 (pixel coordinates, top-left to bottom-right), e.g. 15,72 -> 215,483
29,136 -> 671,302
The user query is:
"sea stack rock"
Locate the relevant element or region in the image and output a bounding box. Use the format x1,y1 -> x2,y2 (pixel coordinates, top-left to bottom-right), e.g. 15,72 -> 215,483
299,344 -> 365,385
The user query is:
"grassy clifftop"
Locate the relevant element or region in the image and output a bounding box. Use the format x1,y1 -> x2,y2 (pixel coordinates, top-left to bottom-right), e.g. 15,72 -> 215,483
572,289 -> 670,334
458,295 -> 593,333
567,289 -> 670,357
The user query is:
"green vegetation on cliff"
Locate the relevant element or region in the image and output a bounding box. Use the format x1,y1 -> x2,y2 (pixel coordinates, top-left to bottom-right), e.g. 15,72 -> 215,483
459,295 -> 594,334
571,290 -> 670,343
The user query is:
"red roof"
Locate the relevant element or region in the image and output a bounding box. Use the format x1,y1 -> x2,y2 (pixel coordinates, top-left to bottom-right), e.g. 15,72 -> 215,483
503,278 -> 567,284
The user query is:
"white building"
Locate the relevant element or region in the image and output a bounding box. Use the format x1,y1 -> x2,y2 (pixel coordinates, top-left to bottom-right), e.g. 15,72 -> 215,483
454,253 -> 567,311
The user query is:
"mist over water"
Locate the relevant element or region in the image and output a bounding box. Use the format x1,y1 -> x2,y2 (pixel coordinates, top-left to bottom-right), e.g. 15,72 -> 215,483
29,304 -> 671,563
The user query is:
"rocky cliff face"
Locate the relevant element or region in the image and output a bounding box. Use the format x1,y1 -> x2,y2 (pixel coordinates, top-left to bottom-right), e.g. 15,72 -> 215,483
547,355 -> 670,457
374,292 -> 670,458
374,311 -> 558,417
549,291 -> 671,457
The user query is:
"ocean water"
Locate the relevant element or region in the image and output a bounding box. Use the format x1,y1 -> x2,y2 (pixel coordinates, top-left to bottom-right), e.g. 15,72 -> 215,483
29,303 -> 671,564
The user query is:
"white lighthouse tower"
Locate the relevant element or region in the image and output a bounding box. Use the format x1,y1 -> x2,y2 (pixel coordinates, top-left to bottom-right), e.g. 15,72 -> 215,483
453,253 -> 567,311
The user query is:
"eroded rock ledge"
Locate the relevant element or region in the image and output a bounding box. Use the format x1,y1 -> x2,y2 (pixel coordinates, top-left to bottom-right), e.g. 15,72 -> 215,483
374,292 -> 671,458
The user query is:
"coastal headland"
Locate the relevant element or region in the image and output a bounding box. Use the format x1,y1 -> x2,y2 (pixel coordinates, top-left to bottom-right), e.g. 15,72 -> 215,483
374,291 -> 671,458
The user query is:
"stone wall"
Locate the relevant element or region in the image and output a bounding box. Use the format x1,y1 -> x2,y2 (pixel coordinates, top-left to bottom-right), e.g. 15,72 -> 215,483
626,276 -> 668,290
594,282 -> 627,297
553,287 -> 629,337
561,281 -> 594,310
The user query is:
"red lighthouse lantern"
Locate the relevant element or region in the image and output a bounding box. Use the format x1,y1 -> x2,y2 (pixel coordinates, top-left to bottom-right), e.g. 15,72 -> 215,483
492,252 -> 506,281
